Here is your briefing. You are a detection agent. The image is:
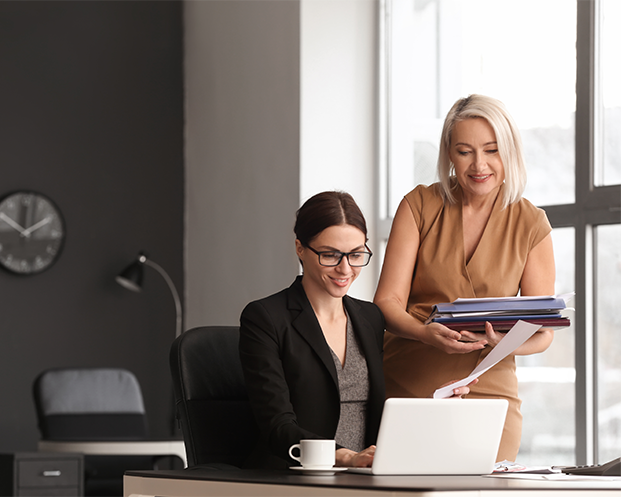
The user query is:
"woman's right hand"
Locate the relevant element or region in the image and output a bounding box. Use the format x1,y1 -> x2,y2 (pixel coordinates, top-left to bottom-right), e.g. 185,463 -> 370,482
375,199 -> 487,355
336,446 -> 376,467
422,322 -> 487,354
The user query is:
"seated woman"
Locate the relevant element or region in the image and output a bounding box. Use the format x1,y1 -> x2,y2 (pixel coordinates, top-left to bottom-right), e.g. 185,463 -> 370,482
239,191 -> 473,469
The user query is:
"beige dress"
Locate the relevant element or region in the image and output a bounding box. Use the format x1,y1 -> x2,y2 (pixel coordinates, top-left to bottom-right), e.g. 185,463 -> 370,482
383,182 -> 552,462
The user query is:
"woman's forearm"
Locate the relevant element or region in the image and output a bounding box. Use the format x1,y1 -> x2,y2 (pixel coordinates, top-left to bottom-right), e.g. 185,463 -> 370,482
376,297 -> 488,355
374,297 -> 425,340
513,328 -> 555,355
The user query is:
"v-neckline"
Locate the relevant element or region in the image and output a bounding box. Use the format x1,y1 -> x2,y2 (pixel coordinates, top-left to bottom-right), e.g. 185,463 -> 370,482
457,184 -> 503,268
325,306 -> 350,370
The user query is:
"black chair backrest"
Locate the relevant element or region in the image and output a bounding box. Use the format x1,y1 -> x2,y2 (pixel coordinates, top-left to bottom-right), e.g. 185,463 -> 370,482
169,326 -> 259,467
33,367 -> 148,441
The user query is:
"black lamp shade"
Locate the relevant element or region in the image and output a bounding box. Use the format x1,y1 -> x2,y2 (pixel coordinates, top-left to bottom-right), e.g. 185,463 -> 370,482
116,251 -> 182,339
116,260 -> 144,292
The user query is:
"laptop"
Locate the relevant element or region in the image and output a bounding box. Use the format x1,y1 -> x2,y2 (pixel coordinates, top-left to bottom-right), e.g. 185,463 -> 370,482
349,398 -> 508,475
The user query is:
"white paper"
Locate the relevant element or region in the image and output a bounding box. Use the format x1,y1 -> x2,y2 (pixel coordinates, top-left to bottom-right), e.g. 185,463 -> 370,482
433,321 -> 542,399
448,310 -> 540,318
485,473 -> 621,481
453,292 -> 575,305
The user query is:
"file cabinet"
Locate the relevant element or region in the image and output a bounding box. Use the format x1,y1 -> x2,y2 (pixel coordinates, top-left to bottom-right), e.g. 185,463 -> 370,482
0,452 -> 83,496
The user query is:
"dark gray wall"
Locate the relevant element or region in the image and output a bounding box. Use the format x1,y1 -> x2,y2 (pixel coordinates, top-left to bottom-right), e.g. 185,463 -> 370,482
0,1 -> 184,450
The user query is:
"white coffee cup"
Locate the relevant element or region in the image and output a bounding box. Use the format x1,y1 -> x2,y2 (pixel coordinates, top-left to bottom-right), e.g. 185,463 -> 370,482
288,439 -> 336,468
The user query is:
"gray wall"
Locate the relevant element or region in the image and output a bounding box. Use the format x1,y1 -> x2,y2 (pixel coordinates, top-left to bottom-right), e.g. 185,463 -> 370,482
0,1 -> 184,450
0,0 -> 373,453
184,0 -> 301,328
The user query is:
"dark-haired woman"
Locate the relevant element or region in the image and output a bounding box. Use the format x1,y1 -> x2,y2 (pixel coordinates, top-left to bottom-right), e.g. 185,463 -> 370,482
239,191 -> 473,469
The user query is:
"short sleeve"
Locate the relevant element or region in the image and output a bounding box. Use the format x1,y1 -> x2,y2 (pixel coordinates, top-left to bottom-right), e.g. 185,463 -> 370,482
404,185 -> 424,229
403,184 -> 445,240
519,198 -> 552,251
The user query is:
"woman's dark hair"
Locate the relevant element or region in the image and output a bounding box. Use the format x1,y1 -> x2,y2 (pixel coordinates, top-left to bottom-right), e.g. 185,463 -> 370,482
294,191 -> 368,246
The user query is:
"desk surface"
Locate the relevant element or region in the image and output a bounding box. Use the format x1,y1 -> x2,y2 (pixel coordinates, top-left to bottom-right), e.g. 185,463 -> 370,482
124,467 -> 621,497
39,440 -> 187,467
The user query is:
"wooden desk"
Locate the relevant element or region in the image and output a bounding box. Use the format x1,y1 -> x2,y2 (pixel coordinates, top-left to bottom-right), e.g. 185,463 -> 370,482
124,467 -> 621,497
39,440 -> 187,468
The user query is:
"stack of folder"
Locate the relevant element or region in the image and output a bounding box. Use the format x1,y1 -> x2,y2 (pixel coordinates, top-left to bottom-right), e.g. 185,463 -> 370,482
425,295 -> 573,332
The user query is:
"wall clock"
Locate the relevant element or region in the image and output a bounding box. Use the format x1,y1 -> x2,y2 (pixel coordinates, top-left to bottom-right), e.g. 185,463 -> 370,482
0,191 -> 65,275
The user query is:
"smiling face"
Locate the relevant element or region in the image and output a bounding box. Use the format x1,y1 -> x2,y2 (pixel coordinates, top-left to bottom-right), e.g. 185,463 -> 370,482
296,224 -> 366,301
449,118 -> 505,202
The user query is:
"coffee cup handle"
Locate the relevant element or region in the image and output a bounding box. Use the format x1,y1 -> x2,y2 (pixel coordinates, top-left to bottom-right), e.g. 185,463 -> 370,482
288,443 -> 302,463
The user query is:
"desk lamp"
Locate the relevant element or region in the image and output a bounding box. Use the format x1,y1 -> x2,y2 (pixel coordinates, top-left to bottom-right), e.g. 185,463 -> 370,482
116,252 -> 183,338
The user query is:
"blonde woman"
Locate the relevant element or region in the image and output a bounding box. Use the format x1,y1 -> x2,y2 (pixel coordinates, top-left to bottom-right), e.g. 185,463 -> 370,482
374,95 -> 556,462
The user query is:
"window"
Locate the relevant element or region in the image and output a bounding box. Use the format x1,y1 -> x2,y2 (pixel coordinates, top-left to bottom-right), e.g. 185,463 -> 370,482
596,224 -> 621,462
599,0 -> 621,185
380,0 -> 576,219
517,227 -> 575,466
380,0 -> 621,465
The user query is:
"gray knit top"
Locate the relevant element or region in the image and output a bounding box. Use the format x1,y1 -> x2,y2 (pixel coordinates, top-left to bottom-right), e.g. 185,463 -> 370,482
329,311 -> 370,452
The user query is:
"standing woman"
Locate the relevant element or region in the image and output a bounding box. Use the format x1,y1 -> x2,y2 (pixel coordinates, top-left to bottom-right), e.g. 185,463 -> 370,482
374,95 -> 556,462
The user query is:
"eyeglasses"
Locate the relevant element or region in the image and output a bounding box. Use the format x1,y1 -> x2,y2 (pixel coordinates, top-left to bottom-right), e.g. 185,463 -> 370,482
306,245 -> 373,267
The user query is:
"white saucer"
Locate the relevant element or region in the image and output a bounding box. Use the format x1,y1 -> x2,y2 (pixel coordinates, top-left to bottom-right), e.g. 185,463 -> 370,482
290,466 -> 348,476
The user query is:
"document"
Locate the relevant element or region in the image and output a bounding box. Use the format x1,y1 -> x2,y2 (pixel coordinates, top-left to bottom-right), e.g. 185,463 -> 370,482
485,473 -> 621,481
453,292 -> 575,305
433,321 -> 542,399
425,293 -> 575,325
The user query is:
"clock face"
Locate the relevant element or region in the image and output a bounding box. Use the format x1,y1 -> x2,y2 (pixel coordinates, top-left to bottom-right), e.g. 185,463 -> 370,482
0,191 -> 65,275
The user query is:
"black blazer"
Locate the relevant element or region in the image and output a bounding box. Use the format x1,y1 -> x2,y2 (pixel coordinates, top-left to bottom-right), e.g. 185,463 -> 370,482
239,276 -> 386,469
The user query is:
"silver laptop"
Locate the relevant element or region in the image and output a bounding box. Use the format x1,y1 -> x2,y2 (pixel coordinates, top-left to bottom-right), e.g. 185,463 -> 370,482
349,398 -> 508,475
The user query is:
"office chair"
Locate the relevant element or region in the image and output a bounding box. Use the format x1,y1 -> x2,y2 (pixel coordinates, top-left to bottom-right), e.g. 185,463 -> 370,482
33,367 -> 163,496
169,326 -> 259,468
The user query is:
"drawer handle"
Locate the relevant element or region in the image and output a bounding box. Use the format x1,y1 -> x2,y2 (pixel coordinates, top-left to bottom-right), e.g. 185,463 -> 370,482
42,470 -> 62,477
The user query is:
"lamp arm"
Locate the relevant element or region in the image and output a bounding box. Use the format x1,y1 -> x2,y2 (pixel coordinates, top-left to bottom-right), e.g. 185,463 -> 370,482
144,259 -> 183,338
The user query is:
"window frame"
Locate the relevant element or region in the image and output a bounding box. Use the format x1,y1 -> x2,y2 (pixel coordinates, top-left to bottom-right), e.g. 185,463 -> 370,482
569,0 -> 621,464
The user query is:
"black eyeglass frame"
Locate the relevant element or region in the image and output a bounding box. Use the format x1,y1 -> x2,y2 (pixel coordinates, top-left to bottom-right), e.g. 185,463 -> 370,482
306,245 -> 373,267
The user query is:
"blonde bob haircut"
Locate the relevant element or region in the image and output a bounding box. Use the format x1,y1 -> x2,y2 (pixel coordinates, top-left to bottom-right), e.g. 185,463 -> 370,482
437,94 -> 527,209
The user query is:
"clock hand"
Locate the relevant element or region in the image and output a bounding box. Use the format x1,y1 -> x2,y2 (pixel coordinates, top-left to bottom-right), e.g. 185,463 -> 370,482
0,212 -> 28,235
22,216 -> 52,237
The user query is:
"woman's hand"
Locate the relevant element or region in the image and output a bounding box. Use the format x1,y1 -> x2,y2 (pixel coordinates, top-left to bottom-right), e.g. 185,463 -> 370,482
422,322 -> 488,354
459,321 -> 503,348
437,378 -> 479,398
336,446 -> 376,467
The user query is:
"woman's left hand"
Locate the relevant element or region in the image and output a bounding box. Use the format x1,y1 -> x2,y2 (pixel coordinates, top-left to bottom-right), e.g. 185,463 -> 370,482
437,378 -> 479,398
459,321 -> 504,348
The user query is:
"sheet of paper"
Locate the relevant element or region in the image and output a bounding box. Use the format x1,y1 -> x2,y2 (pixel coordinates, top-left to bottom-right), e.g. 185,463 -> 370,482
433,320 -> 542,399
485,473 -> 621,481
453,292 -> 575,305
